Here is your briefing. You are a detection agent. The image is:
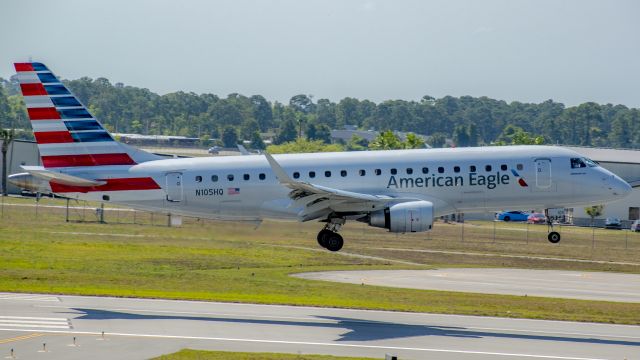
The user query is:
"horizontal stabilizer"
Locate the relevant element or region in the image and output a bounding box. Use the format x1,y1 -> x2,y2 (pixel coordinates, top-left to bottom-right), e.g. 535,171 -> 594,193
21,166 -> 105,186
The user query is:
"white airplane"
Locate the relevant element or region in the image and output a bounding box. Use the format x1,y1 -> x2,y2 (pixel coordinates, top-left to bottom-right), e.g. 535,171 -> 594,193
8,62 -> 633,251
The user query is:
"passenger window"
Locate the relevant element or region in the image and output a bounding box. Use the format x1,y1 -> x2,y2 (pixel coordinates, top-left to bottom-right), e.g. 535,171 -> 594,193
438,166 -> 444,174
501,164 -> 507,171
359,169 -> 366,176
390,168 -> 397,175
454,166 -> 460,173
470,165 -> 476,172
406,168 -> 413,175
309,171 -> 316,178
259,173 -> 266,180
485,165 -> 492,172
341,170 -> 347,177
584,158 -> 598,167
195,176 -> 202,182
517,164 -> 523,171
211,175 -> 218,182
227,174 -> 234,181
325,171 -> 331,177
293,171 -> 300,179
422,167 -> 429,174
243,174 -> 250,181
375,169 -> 382,176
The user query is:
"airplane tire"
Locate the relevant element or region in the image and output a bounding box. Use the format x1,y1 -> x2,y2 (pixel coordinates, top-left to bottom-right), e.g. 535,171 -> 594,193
548,231 -> 561,244
325,232 -> 344,252
317,229 -> 332,248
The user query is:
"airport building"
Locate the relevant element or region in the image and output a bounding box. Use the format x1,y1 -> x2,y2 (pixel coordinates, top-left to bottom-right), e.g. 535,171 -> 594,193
1,140 -> 638,226
0,139 -> 41,194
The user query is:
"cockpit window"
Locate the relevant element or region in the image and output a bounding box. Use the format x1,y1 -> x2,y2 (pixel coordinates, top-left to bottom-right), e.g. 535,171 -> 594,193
584,158 -> 598,167
570,158 -> 587,168
571,157 -> 598,168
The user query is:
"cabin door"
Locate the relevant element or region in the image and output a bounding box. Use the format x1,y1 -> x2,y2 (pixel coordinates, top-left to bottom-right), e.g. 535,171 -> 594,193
165,172 -> 183,202
534,158 -> 552,190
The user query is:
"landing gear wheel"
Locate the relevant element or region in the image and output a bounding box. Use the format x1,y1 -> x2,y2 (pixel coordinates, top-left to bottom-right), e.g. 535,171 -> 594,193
317,229 -> 332,248
548,231 -> 561,244
324,232 -> 344,252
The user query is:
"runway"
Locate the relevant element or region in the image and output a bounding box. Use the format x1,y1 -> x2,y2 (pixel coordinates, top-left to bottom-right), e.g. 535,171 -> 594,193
294,268 -> 640,303
0,293 -> 638,359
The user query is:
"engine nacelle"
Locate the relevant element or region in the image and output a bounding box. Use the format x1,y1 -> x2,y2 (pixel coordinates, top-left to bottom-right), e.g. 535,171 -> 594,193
368,200 -> 434,233
7,173 -> 50,192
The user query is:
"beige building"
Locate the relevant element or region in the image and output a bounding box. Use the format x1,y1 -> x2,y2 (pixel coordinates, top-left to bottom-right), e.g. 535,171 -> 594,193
0,140 -> 40,195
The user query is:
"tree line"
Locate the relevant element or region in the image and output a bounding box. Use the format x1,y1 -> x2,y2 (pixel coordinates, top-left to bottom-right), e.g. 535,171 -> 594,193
1,76 -> 639,149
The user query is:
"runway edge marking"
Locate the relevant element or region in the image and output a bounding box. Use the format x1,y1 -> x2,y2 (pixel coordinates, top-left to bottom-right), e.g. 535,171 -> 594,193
0,328 -> 610,360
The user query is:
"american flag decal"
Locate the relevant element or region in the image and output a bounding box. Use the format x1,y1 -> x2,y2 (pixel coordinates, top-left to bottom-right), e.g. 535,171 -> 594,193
228,187 -> 240,195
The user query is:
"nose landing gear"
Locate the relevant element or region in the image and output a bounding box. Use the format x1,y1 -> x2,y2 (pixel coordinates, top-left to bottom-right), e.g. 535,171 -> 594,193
544,209 -> 561,243
317,218 -> 345,252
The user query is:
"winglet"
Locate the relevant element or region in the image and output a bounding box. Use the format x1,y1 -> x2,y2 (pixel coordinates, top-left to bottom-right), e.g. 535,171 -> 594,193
237,144 -> 250,155
264,152 -> 295,186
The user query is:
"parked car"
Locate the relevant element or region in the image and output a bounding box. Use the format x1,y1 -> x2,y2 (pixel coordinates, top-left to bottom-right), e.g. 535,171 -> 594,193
497,211 -> 530,222
631,220 -> 640,232
208,146 -> 221,154
527,213 -> 547,224
604,218 -> 622,230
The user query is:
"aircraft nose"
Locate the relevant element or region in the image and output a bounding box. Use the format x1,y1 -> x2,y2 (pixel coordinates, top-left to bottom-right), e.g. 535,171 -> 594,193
609,175 -> 632,197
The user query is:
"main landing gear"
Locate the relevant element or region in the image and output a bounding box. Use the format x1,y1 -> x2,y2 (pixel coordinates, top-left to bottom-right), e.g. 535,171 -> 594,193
317,218 -> 345,252
544,209 -> 561,244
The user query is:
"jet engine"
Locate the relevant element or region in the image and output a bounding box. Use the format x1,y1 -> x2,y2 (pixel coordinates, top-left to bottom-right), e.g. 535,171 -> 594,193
367,200 -> 434,233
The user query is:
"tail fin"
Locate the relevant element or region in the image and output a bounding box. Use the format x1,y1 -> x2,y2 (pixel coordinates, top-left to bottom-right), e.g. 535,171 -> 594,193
14,62 -> 160,168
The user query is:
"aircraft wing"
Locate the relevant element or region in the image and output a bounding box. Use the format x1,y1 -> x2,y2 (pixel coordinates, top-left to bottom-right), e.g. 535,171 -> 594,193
264,153 -> 394,221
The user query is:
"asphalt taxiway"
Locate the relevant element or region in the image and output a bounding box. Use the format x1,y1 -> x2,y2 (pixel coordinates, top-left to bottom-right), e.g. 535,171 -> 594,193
295,268 -> 640,303
0,292 -> 638,360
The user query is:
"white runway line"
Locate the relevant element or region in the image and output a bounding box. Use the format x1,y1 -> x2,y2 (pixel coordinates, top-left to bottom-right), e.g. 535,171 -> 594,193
0,316 -> 71,330
0,327 -> 611,360
0,293 -> 59,302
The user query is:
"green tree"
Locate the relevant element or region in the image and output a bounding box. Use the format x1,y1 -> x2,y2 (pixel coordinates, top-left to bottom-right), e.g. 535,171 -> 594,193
453,125 -> 470,147
221,126 -> 238,147
428,132 -> 447,148
345,134 -> 368,151
369,130 -> 404,150
308,123 -> 331,144
403,133 -> 425,149
240,119 -> 260,140
496,125 -> 545,145
585,205 -> 604,226
249,131 -> 266,150
275,118 -> 298,144
289,94 -> 315,114
267,138 -> 343,154
250,95 -> 273,131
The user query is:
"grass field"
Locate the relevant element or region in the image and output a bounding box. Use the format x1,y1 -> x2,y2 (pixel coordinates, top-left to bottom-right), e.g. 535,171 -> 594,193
152,349 -> 375,360
1,196 -> 640,324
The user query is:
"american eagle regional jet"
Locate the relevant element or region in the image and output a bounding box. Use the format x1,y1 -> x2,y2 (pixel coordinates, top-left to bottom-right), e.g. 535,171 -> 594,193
8,62 -> 633,251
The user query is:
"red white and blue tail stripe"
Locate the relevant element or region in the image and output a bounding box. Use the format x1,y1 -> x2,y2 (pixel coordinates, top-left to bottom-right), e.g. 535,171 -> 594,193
14,62 -> 156,169
15,62 -> 162,195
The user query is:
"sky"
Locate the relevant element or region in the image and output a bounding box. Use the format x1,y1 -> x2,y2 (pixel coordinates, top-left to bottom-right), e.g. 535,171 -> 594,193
1,0 -> 639,107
